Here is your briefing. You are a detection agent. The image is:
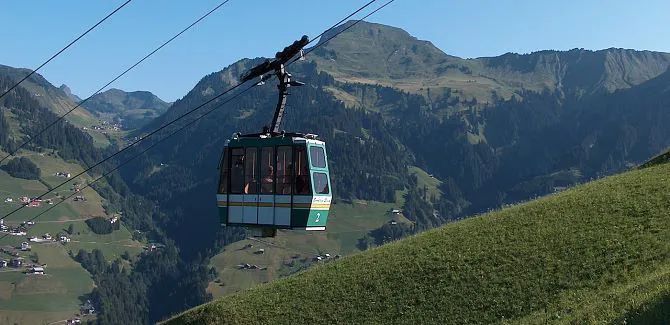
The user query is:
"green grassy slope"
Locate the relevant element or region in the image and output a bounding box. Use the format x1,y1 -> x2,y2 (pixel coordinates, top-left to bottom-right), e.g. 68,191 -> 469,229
0,152 -> 143,324
207,200 -> 396,297
168,160 -> 670,324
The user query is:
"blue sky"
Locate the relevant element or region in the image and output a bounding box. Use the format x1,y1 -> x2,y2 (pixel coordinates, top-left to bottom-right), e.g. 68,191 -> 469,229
1,0 -> 668,102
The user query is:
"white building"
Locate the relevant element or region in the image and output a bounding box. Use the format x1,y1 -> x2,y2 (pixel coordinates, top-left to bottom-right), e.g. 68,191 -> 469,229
29,267 -> 44,275
21,242 -> 31,251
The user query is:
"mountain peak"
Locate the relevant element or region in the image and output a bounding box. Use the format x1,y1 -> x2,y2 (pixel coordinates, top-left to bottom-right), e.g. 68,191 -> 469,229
59,84 -> 81,102
310,20 -> 457,81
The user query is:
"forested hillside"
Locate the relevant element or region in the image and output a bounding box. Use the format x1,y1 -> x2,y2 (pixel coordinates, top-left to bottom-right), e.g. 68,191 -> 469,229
0,73 -> 214,324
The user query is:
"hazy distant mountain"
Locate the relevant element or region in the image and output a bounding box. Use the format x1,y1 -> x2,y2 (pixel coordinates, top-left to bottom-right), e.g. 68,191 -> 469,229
84,88 -> 170,129
59,84 -> 82,102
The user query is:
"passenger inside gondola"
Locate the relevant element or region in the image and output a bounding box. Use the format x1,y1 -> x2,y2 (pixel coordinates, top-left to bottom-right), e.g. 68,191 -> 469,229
261,166 -> 274,193
231,148 -> 244,194
277,147 -> 292,194
295,146 -> 311,195
244,148 -> 258,194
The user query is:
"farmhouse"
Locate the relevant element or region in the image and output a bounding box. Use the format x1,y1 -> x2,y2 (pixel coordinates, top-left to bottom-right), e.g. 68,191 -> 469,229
59,235 -> 71,243
28,266 -> 45,275
55,172 -> 72,178
0,260 -> 7,267
10,257 -> 23,267
43,233 -> 52,240
147,243 -> 165,252
81,300 -> 96,315
20,242 -> 31,251
10,230 -> 27,236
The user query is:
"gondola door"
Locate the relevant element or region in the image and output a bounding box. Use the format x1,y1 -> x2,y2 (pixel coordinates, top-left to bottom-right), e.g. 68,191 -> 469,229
258,147 -> 275,225
274,146 -> 292,226
243,147 -> 259,224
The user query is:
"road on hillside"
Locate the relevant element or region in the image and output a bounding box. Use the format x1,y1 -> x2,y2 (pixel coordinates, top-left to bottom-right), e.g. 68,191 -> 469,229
69,239 -> 144,248
30,217 -> 93,223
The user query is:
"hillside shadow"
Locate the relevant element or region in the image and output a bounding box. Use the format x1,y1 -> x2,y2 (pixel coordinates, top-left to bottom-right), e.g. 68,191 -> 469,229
622,295 -> 670,324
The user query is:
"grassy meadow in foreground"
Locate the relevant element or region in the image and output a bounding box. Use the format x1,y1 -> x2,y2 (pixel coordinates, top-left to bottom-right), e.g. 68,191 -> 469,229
168,161 -> 670,324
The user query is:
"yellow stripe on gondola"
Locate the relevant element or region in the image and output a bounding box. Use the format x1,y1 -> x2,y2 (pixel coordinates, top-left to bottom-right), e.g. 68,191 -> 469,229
223,201 -> 330,209
294,204 -> 331,210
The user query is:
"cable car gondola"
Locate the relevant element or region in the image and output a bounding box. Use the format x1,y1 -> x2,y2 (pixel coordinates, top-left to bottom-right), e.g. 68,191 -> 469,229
216,36 -> 332,237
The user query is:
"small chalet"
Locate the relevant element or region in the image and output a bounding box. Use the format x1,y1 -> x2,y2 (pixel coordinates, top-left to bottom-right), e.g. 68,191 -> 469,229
81,300 -> 96,315
55,172 -> 72,178
20,242 -> 31,251
10,230 -> 27,236
10,257 -> 23,267
28,266 -> 45,275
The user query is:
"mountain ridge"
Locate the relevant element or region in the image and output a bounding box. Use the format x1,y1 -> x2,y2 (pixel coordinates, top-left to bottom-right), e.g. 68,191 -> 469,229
309,21 -> 670,102
84,87 -> 171,129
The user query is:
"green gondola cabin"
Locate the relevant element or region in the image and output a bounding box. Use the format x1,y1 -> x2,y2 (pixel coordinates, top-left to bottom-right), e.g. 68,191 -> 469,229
216,35 -> 332,237
217,133 -> 332,234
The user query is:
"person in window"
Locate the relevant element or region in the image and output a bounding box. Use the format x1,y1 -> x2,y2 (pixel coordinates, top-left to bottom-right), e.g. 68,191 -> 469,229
231,157 -> 244,193
296,175 -> 309,195
279,163 -> 293,194
261,166 -> 274,193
